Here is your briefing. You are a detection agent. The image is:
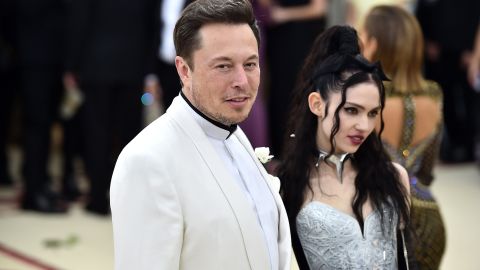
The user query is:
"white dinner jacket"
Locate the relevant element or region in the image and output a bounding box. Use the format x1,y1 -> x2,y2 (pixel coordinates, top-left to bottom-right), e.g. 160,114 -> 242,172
110,96 -> 292,270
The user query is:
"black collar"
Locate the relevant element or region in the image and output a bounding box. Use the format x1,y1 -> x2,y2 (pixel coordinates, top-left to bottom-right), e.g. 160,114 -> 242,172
181,91 -> 237,139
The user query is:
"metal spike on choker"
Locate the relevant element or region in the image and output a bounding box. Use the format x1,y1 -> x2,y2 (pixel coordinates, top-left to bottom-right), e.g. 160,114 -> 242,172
315,149 -> 351,184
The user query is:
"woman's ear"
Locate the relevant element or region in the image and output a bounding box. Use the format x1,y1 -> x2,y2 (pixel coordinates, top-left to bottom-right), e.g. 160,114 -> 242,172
308,92 -> 324,118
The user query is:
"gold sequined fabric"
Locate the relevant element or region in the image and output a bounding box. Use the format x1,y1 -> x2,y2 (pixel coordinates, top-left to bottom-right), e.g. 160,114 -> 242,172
383,81 -> 446,269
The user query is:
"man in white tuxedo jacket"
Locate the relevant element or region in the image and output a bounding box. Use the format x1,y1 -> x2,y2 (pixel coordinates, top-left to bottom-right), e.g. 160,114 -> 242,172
110,0 -> 292,269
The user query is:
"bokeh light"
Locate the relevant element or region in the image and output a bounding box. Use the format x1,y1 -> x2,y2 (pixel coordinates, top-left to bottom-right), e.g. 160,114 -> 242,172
141,93 -> 154,106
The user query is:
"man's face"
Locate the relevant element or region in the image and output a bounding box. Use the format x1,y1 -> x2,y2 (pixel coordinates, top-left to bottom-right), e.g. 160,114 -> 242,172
176,23 -> 260,125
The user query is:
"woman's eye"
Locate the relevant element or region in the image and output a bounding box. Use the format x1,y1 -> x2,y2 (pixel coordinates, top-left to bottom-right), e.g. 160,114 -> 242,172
368,110 -> 379,117
344,107 -> 357,114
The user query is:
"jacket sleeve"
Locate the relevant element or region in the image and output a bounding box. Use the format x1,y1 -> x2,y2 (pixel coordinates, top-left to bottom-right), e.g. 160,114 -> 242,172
110,146 -> 183,270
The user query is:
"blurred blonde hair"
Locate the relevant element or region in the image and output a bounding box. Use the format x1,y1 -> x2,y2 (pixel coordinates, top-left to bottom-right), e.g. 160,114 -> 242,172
363,5 -> 426,92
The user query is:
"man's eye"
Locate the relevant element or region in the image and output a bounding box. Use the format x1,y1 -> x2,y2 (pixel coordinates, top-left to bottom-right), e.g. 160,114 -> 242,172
245,62 -> 257,68
216,64 -> 230,70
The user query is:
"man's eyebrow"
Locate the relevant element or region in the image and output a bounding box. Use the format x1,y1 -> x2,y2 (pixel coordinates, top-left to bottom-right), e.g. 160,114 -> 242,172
245,54 -> 259,61
210,54 -> 259,62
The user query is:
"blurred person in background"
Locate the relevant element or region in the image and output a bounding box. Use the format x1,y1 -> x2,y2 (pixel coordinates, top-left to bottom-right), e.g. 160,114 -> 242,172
468,24 -> 480,91
59,74 -> 84,202
0,0 -> 16,187
468,24 -> 480,92
64,0 -> 158,215
14,0 -> 67,213
361,5 -> 446,269
325,0 -> 350,28
260,0 -> 328,160
145,0 -> 193,112
416,0 -> 480,163
347,0 -> 415,28
468,23 -> 480,165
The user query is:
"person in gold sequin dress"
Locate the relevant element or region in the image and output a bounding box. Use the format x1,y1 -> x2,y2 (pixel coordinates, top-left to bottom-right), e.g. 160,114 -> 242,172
360,5 -> 446,269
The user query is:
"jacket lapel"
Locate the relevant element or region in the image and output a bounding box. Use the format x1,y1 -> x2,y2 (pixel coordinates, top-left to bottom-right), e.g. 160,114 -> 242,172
167,97 -> 271,270
235,129 -> 292,270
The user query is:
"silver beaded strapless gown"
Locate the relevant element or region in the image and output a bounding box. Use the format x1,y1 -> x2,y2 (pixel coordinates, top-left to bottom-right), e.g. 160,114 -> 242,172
296,201 -> 399,270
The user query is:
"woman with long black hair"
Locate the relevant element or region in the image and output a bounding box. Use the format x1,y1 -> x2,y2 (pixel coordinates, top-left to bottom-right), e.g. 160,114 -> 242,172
278,25 -> 411,269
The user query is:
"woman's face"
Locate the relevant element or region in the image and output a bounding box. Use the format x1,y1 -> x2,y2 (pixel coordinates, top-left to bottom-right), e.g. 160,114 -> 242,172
316,82 -> 381,154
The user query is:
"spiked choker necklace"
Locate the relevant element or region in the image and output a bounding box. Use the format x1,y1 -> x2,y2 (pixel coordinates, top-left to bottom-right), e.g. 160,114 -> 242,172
315,149 -> 352,184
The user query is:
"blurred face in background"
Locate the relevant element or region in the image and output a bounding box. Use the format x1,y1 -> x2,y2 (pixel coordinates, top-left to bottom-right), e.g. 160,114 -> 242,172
176,23 -> 260,125
360,5 -> 426,92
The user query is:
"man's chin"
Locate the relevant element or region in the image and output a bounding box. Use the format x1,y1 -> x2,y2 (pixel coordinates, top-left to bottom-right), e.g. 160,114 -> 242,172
220,112 -> 250,126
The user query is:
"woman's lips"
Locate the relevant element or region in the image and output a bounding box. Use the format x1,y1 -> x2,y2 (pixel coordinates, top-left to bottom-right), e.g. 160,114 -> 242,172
348,135 -> 364,145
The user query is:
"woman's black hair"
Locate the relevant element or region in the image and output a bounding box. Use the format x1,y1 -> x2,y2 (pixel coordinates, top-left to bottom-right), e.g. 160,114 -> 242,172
277,25 -> 410,269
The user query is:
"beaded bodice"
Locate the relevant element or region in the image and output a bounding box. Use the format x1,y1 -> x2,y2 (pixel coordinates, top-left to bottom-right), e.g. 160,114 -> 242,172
296,201 -> 398,270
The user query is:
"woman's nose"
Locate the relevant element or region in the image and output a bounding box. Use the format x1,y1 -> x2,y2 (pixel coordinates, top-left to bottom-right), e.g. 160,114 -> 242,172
355,115 -> 370,131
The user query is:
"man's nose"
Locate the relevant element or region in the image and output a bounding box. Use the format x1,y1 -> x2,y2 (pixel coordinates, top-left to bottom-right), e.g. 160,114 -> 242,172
232,67 -> 248,88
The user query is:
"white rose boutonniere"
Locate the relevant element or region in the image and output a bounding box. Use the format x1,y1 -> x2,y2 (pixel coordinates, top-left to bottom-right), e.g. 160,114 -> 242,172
254,147 -> 274,164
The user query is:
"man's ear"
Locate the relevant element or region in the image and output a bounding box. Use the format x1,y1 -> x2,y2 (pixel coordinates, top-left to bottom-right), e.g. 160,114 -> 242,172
308,92 -> 325,118
175,56 -> 191,87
